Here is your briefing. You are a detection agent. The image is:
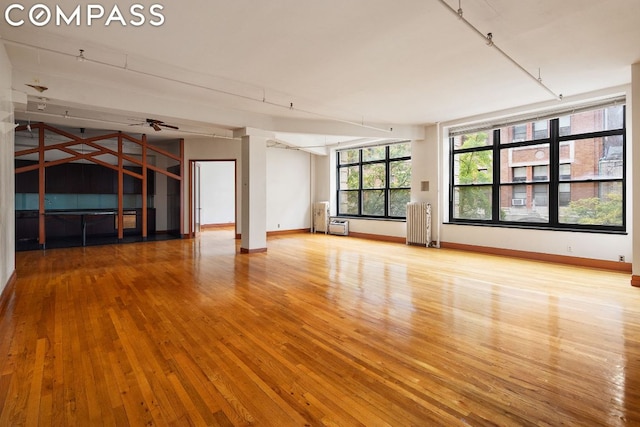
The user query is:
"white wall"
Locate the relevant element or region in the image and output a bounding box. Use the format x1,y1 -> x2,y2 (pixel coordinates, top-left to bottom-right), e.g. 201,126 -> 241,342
0,43 -> 15,294
314,154 -> 332,211
200,161 -> 235,225
266,147 -> 312,231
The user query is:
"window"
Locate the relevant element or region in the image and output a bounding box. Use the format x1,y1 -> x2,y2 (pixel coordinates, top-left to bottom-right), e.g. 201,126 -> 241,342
533,165 -> 548,181
449,103 -> 625,232
533,120 -> 549,140
512,167 -> 526,182
337,142 -> 411,219
512,124 -> 526,142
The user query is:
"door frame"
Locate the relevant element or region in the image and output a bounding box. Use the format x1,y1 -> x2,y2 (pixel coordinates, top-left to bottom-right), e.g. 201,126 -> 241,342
188,159 -> 238,238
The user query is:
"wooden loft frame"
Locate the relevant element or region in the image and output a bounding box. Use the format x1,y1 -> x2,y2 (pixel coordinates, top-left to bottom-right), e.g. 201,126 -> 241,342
14,122 -> 184,247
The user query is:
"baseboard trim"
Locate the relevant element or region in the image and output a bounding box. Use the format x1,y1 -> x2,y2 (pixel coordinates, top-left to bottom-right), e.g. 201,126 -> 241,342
240,247 -> 267,254
348,232 -> 405,244
202,223 -> 235,230
0,270 -> 17,316
267,228 -> 310,237
632,275 -> 640,288
441,241 -> 632,272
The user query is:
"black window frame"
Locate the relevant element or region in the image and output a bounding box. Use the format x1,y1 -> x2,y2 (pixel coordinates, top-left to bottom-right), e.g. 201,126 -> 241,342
449,105 -> 626,233
336,142 -> 411,220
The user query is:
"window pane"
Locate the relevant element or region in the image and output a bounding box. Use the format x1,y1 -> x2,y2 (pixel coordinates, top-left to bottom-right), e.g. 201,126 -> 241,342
500,121 -> 549,143
339,166 -> 360,190
559,181 -> 623,226
564,136 -> 623,180
339,149 -> 359,165
454,151 -> 493,185
362,190 -> 385,216
559,105 -> 624,136
362,146 -> 385,162
389,160 -> 411,188
338,191 -> 359,215
500,144 -> 549,183
389,142 -> 411,159
389,189 -> 410,217
453,131 -> 492,149
362,163 -> 385,189
453,186 -> 492,220
499,185 -> 549,223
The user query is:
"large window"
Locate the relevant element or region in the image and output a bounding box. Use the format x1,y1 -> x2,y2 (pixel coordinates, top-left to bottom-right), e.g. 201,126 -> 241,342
337,142 -> 411,219
450,103 -> 626,232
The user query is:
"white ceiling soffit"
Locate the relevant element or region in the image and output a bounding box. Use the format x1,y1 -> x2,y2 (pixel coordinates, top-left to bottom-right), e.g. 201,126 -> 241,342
2,0 -> 639,149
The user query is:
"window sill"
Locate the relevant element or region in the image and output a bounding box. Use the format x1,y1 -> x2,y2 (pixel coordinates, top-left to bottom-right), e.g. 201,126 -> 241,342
444,221 -> 627,235
335,215 -> 406,223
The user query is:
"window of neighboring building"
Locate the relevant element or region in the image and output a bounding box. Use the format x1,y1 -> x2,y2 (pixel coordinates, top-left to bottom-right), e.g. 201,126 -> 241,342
337,141 -> 411,219
533,120 -> 549,140
449,102 -> 626,232
512,124 -> 527,142
559,116 -> 571,137
533,165 -> 548,181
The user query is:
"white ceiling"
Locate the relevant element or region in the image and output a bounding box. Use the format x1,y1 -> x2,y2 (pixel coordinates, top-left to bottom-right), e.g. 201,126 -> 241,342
3,0 -> 639,153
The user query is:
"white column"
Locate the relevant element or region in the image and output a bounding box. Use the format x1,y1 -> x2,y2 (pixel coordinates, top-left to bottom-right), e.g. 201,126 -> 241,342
632,63 -> 640,286
237,128 -> 269,253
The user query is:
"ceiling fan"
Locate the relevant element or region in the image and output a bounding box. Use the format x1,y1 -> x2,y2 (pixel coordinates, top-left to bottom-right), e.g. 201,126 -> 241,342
131,118 -> 179,131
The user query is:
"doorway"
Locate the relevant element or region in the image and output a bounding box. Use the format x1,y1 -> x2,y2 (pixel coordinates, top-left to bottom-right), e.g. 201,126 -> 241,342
189,160 -> 237,238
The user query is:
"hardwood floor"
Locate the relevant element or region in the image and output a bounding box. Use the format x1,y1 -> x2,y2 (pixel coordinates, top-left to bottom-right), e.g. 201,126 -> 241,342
2,229 -> 639,426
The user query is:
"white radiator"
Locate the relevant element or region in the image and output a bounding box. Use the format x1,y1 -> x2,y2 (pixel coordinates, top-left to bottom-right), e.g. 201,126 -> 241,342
312,201 -> 329,233
406,202 -> 431,246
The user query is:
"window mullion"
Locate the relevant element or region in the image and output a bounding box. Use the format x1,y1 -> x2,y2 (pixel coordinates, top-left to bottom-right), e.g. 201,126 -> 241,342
492,129 -> 500,223
336,151 -> 341,216
358,149 -> 363,216
385,146 -> 390,217
548,118 -> 560,226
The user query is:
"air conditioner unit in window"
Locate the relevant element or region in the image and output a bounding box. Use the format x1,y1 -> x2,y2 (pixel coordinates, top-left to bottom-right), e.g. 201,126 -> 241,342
512,198 -> 526,206
329,219 -> 349,236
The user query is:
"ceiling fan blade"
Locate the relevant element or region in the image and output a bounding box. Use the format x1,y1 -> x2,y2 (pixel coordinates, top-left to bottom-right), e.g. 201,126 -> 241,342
151,123 -> 162,131
159,123 -> 179,130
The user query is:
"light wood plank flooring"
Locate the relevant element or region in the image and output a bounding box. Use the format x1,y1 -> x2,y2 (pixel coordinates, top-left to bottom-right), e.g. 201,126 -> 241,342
2,229 -> 639,426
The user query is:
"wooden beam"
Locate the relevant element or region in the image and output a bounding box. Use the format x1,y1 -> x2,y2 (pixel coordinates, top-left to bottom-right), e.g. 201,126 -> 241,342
142,134 -> 148,239
180,139 -> 184,238
38,126 -> 45,247
146,164 -> 181,181
146,142 -> 182,163
188,159 -> 193,238
118,134 -> 124,240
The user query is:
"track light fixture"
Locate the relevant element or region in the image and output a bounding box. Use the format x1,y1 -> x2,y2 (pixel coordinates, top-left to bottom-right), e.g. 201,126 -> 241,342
485,33 -> 493,47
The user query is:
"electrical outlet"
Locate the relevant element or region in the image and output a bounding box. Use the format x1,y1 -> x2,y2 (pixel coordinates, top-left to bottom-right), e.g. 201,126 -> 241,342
619,255 -> 625,262
567,245 -> 572,253
277,223 -> 280,229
